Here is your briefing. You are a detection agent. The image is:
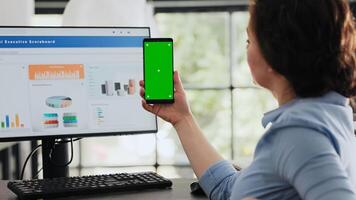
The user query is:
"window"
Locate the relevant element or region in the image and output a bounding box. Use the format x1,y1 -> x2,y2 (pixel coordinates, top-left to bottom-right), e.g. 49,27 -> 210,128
155,13 -> 232,167
155,11 -> 277,171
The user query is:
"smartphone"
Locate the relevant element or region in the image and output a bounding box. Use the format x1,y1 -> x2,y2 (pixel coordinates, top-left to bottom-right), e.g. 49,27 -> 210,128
143,38 -> 174,104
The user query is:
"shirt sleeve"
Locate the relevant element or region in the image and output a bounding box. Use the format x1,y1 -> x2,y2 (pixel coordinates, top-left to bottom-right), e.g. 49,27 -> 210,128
272,127 -> 356,200
198,160 -> 240,200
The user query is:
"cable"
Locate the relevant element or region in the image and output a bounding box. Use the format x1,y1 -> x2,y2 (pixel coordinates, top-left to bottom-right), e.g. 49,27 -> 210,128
20,138 -> 81,180
20,144 -> 42,180
49,138 -> 74,167
33,167 -> 43,179
49,138 -> 81,167
55,138 -> 81,144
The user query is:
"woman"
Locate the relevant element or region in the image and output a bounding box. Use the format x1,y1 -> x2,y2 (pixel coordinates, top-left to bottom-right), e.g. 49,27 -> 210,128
140,0 -> 356,199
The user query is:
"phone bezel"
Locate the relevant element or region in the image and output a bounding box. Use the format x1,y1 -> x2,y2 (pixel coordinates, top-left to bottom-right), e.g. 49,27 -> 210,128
143,38 -> 174,104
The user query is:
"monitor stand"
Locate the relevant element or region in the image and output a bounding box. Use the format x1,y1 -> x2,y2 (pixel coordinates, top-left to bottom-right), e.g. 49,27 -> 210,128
41,138 -> 69,179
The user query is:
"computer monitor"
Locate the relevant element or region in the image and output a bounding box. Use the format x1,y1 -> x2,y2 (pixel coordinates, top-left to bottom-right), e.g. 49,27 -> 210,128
0,26 -> 157,142
0,26 -> 157,179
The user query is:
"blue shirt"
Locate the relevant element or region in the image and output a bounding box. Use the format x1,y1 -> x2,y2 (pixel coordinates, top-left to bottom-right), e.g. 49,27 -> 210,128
199,91 -> 356,200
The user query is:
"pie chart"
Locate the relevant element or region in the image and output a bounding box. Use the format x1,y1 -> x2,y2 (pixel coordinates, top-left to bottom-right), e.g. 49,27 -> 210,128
46,96 -> 72,108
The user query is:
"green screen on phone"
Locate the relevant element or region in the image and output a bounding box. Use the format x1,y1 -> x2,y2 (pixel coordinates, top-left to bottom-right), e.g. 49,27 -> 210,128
144,40 -> 174,102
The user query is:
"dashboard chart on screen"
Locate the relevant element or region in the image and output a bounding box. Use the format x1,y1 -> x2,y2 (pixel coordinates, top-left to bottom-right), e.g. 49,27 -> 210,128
0,27 -> 156,140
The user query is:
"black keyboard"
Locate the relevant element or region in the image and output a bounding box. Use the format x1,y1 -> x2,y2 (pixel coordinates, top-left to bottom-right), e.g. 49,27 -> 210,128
8,171 -> 172,199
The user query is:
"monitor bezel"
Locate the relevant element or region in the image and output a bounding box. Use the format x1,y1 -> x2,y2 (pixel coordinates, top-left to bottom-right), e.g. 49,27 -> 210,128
0,26 -> 158,142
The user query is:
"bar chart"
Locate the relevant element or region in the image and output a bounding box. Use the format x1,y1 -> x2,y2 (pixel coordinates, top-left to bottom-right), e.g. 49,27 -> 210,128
0,114 -> 25,129
0,66 -> 32,135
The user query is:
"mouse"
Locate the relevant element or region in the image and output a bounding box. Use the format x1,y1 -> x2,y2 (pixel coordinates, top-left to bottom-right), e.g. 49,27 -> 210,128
190,181 -> 207,197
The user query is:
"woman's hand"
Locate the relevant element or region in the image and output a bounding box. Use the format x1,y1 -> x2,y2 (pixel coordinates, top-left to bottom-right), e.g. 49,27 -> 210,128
141,71 -> 224,179
139,71 -> 192,126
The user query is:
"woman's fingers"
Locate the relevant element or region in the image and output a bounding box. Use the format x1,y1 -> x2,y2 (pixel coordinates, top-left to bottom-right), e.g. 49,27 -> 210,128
139,80 -> 145,98
152,105 -> 162,116
139,80 -> 144,87
141,100 -> 163,117
141,100 -> 154,113
173,71 -> 184,92
140,87 -> 145,98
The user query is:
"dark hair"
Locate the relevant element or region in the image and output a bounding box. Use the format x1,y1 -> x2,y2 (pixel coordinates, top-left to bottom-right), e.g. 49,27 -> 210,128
249,0 -> 356,97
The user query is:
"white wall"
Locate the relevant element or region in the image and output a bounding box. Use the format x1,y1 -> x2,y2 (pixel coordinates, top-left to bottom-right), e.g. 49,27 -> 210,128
0,0 -> 34,25
63,0 -> 158,36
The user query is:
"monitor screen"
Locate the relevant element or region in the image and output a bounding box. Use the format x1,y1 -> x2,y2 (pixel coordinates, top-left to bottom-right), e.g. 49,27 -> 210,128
0,27 -> 157,141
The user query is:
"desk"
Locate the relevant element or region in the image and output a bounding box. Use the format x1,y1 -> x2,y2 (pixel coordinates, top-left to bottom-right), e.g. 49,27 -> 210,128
0,178 -> 208,200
